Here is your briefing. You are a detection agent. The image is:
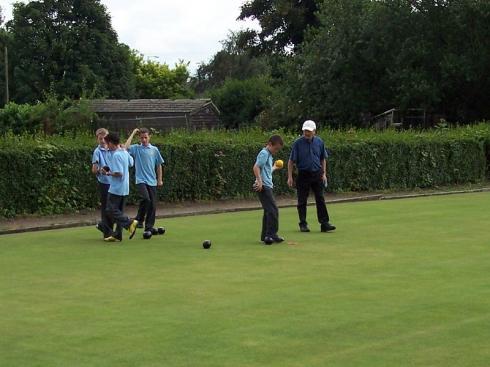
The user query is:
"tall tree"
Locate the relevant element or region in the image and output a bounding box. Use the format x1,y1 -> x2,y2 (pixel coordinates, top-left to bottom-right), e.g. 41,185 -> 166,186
238,0 -> 321,53
279,0 -> 490,126
6,0 -> 135,103
192,31 -> 270,94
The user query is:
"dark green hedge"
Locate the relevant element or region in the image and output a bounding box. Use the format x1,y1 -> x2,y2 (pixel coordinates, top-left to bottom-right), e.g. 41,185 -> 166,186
1,124 -> 489,218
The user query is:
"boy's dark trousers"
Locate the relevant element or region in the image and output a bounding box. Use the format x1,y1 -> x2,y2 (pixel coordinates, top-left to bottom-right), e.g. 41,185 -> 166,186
105,193 -> 132,240
135,184 -> 157,231
258,187 -> 279,240
98,182 -> 112,238
296,170 -> 329,226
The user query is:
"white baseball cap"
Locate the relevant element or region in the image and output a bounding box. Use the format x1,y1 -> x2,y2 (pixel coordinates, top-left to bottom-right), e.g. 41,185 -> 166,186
302,120 -> 317,131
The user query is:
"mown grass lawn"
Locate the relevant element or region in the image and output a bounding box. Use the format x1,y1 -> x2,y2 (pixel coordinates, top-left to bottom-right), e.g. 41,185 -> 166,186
1,193 -> 490,367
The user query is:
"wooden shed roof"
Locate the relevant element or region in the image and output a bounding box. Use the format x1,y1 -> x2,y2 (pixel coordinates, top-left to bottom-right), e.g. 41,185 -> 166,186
91,99 -> 218,114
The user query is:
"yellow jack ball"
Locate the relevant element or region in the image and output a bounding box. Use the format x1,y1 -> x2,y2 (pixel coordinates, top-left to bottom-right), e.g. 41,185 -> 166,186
275,160 -> 284,169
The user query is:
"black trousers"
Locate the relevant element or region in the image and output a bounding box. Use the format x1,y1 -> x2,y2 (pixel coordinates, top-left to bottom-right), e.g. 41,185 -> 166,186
135,184 -> 157,231
296,170 -> 329,226
257,187 -> 279,240
105,193 -> 132,240
98,182 -> 112,237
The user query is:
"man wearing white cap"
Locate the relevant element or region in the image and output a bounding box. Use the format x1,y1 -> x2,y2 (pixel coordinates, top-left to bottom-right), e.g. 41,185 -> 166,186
287,120 -> 336,233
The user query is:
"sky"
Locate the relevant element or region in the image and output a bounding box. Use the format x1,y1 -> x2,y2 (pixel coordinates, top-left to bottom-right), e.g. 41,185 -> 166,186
0,0 -> 259,73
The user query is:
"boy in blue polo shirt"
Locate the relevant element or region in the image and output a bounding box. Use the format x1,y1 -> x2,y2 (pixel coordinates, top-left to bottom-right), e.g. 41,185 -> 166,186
91,128 -> 112,239
253,135 -> 285,245
124,128 -> 165,233
102,132 -> 138,242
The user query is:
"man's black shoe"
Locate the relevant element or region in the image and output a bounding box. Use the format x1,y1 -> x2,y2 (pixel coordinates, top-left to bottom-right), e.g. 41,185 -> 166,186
272,236 -> 285,243
321,223 -> 336,232
263,237 -> 274,245
299,224 -> 310,232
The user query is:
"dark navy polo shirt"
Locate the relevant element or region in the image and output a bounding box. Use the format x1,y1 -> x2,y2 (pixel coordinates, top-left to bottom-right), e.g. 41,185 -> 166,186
289,136 -> 326,172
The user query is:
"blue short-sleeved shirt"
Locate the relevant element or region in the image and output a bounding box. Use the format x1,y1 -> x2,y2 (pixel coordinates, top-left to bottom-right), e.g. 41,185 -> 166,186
255,147 -> 274,189
128,144 -> 165,186
92,145 -> 110,185
107,149 -> 134,196
289,136 -> 326,173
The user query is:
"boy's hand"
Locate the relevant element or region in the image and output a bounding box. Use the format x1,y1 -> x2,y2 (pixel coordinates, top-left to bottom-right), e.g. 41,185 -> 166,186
253,180 -> 263,192
273,163 -> 283,170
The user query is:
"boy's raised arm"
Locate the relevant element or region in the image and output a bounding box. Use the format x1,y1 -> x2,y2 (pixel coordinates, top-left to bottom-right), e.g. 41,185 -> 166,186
123,128 -> 139,150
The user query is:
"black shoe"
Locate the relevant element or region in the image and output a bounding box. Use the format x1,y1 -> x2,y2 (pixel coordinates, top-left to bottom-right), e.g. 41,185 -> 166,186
321,223 -> 336,232
271,236 -> 284,243
263,237 -> 274,245
299,224 -> 310,232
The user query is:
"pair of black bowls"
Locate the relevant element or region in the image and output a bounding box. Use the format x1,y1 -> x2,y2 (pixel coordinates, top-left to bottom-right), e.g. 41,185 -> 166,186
142,227 -> 166,239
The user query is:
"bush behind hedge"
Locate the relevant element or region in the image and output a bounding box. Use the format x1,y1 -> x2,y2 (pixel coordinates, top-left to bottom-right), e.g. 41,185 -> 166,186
1,124 -> 489,218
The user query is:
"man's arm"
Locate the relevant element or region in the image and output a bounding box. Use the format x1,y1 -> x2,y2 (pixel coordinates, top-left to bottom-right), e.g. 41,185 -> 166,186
288,141 -> 298,188
123,128 -> 139,150
320,142 -> 327,182
157,165 -> 164,187
321,159 -> 327,183
287,159 -> 295,188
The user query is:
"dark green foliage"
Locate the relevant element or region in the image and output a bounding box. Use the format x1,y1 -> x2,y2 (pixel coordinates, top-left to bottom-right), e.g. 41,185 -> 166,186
0,97 -> 96,135
210,77 -> 274,129
0,144 -> 97,218
238,0 -> 321,53
192,31 -> 271,94
6,0 -> 135,103
278,0 -> 490,126
1,124 -> 489,218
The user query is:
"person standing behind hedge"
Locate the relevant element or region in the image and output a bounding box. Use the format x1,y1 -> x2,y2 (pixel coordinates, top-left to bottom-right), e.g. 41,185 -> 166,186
253,135 -> 285,245
102,132 -> 138,242
287,120 -> 336,233
91,128 -> 112,239
124,128 -> 165,233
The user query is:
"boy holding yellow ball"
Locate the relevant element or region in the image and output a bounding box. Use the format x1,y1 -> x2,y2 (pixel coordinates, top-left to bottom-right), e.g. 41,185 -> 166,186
253,135 -> 285,245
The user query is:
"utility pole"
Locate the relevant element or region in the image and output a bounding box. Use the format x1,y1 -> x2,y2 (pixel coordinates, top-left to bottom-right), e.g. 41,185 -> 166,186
4,46 -> 9,104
